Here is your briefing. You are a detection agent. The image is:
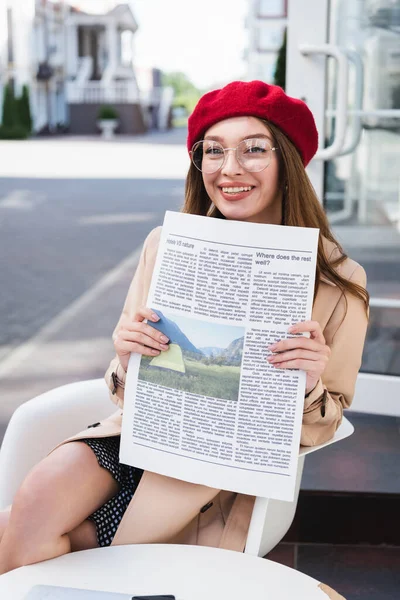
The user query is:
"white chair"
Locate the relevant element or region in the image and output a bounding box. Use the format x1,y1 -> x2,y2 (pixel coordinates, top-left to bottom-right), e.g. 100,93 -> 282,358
0,379 -> 354,557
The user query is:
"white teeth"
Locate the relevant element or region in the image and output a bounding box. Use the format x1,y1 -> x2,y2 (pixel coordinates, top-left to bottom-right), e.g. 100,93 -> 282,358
221,186 -> 252,193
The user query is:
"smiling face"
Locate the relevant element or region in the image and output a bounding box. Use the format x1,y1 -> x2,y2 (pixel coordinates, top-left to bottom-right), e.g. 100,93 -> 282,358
201,116 -> 283,224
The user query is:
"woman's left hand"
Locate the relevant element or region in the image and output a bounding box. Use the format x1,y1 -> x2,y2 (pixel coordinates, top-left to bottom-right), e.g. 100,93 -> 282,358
267,320 -> 331,395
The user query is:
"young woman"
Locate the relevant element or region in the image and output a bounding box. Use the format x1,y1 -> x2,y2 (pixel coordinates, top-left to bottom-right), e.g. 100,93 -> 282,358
0,81 -> 369,574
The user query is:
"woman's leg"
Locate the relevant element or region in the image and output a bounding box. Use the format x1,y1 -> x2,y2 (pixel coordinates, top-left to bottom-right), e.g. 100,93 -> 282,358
0,507 -> 97,552
0,440 -> 119,574
0,508 -> 10,543
68,519 -> 98,551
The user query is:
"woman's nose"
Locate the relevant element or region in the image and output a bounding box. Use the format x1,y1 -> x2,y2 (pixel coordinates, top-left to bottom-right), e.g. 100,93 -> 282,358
221,149 -> 244,176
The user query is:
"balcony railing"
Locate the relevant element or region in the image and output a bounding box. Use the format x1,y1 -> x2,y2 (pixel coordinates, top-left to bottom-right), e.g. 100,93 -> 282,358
66,81 -> 163,106
66,81 -> 139,104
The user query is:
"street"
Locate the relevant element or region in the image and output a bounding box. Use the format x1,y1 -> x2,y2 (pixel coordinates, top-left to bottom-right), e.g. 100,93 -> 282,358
0,128 -> 188,436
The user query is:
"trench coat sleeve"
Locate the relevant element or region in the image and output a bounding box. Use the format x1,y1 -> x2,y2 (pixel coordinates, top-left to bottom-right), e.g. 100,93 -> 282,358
104,227 -> 162,408
300,264 -> 368,447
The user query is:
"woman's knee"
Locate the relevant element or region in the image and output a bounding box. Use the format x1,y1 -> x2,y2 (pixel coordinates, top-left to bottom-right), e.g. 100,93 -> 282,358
10,465 -> 60,534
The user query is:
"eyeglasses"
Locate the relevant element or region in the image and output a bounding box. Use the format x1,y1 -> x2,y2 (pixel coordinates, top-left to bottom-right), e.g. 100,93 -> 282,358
190,138 -> 278,174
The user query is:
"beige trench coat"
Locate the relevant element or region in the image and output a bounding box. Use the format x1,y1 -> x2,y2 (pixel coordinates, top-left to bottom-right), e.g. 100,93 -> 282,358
58,226 -> 368,562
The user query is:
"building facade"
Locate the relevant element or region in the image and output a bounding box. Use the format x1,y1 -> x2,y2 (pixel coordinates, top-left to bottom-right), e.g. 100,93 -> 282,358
246,0 -> 287,83
0,0 -> 172,134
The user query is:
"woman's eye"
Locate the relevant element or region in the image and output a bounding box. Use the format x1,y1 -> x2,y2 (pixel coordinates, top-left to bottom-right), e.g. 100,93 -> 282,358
246,145 -> 266,154
205,147 -> 223,155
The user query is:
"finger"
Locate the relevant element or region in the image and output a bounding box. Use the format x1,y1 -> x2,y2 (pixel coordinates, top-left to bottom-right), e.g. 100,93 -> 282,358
288,320 -> 325,344
273,358 -> 327,372
268,337 -> 325,353
117,330 -> 169,352
122,321 -> 169,344
115,340 -> 161,357
132,307 -> 160,323
267,349 -> 323,364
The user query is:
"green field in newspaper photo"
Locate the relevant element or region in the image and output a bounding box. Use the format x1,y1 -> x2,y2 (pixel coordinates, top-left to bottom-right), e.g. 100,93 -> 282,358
138,310 -> 245,401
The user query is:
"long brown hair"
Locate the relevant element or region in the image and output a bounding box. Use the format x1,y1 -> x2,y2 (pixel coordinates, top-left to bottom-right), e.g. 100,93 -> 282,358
182,119 -> 369,314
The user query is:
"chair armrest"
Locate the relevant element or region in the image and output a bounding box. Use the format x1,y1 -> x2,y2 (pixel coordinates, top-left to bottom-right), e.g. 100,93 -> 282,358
0,378 -> 113,508
245,416 -> 354,557
299,415 -> 354,457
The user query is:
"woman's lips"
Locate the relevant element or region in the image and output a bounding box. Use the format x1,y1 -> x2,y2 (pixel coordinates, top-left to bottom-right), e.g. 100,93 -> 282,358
218,185 -> 255,201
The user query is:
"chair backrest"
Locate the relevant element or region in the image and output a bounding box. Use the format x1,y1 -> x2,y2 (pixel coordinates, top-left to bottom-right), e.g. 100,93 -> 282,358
0,378 -> 355,558
245,416 -> 354,557
0,379 -> 112,508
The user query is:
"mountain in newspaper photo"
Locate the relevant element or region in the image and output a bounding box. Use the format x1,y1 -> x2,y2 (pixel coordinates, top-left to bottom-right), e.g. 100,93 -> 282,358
138,309 -> 244,401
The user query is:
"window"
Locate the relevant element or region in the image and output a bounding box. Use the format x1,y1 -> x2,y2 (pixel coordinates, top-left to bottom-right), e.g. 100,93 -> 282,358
258,0 -> 287,19
257,23 -> 286,51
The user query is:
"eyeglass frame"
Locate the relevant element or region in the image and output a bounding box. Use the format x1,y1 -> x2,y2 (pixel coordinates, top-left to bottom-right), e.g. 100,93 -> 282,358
189,138 -> 279,174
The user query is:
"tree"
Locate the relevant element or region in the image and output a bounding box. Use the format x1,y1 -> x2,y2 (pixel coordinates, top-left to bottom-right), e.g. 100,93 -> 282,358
17,84 -> 32,133
162,71 -> 201,122
1,84 -> 17,128
273,28 -> 287,90
162,71 -> 200,97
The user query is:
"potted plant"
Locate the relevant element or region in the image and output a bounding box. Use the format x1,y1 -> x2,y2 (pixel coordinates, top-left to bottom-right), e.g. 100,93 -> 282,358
97,105 -> 119,139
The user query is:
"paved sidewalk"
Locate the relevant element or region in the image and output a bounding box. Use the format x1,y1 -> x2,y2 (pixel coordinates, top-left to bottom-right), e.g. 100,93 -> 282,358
0,129 -> 189,180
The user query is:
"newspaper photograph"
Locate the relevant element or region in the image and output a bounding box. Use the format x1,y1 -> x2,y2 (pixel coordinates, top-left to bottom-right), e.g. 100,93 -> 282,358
120,211 -> 319,501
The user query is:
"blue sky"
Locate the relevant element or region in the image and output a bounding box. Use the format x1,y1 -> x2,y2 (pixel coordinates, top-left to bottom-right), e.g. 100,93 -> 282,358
164,312 -> 245,349
131,0 -> 248,89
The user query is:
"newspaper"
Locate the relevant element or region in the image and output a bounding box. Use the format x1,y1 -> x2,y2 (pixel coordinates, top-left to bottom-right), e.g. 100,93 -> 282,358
120,211 -> 319,501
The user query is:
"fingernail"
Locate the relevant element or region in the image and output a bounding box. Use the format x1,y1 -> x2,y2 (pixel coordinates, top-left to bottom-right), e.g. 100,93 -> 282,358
160,344 -> 169,350
152,313 -> 160,321
267,356 -> 275,362
288,326 -> 297,333
160,335 -> 169,343
268,343 -> 278,350
151,349 -> 159,354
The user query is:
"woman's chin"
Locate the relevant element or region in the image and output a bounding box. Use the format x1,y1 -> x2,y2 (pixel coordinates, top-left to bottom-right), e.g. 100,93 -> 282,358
214,196 -> 282,224
216,203 -> 257,222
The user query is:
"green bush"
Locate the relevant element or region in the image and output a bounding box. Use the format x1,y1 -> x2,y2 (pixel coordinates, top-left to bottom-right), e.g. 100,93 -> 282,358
2,84 -> 17,128
1,83 -> 32,139
17,84 -> 32,132
97,105 -> 119,120
0,125 -> 29,140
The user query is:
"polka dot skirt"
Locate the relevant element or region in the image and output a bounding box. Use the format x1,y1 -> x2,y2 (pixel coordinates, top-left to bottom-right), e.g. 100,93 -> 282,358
79,436 -> 143,547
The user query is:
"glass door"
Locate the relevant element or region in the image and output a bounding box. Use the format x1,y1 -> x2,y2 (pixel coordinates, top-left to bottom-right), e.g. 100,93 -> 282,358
286,0 -> 400,416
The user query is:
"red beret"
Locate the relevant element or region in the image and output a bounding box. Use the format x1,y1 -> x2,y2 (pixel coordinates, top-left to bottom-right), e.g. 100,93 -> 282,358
187,80 -> 318,167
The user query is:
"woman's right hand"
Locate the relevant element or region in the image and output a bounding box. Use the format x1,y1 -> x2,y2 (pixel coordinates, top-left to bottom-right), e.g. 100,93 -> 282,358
114,307 -> 170,371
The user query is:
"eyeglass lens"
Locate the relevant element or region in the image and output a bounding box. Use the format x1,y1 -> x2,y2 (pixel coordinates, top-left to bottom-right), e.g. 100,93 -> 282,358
191,139 -> 273,173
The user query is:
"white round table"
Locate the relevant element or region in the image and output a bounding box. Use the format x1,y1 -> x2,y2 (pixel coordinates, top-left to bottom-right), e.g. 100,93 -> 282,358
0,544 -> 328,600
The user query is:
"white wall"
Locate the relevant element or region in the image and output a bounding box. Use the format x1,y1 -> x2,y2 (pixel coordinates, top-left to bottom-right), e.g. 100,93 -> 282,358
0,3 -> 8,116
246,0 -> 287,83
8,0 -> 35,95
0,0 -> 36,124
